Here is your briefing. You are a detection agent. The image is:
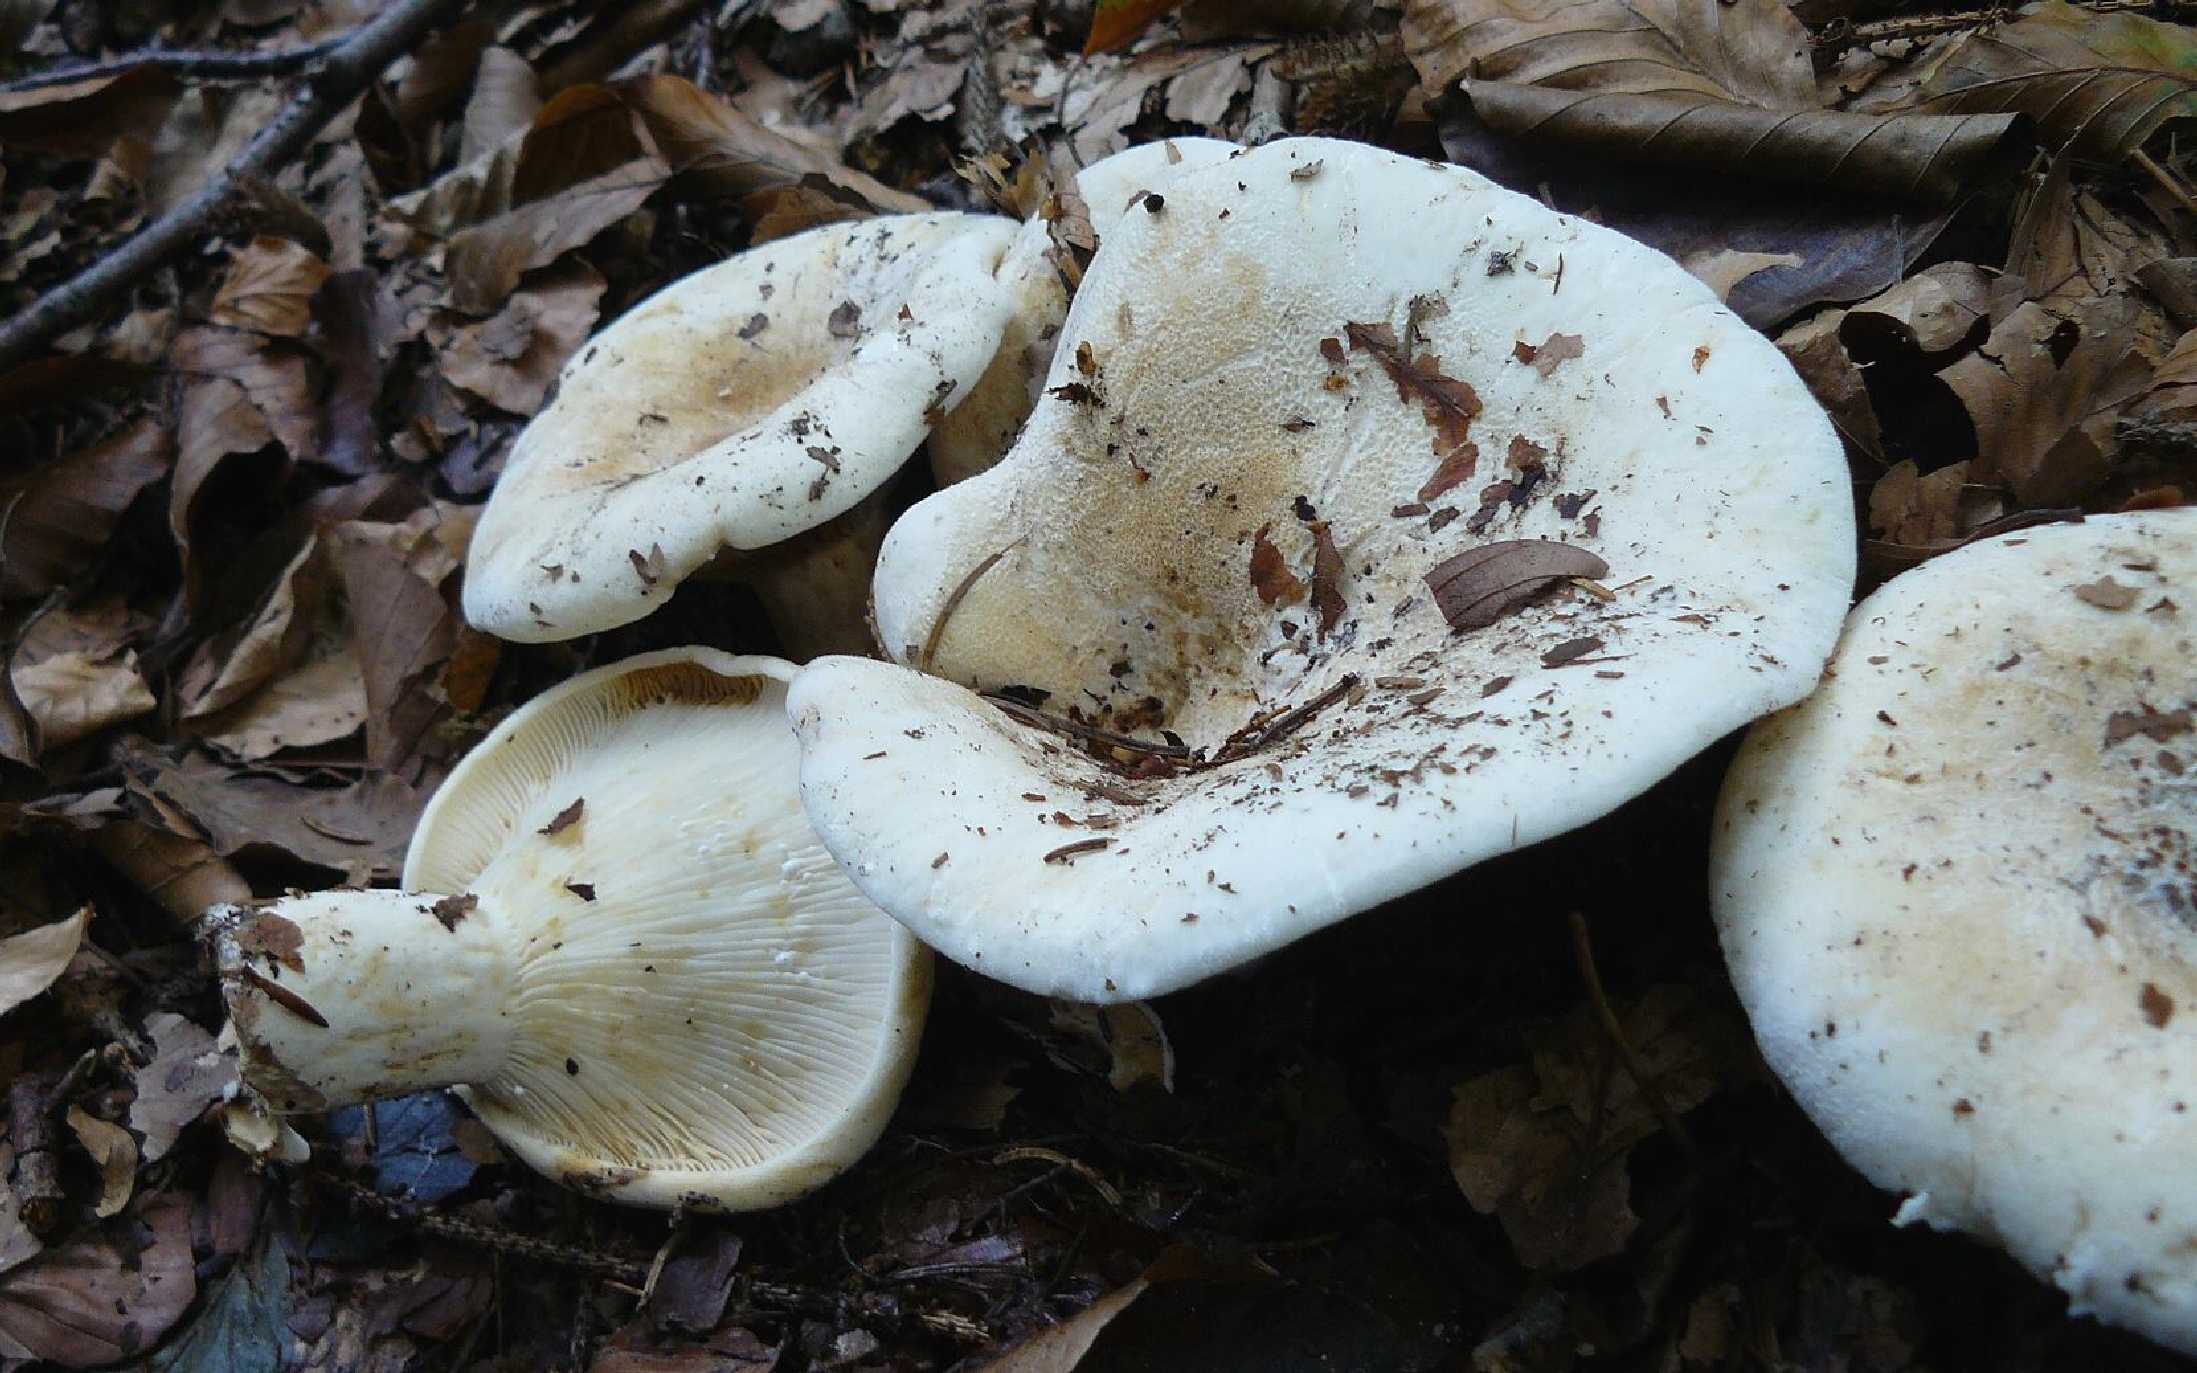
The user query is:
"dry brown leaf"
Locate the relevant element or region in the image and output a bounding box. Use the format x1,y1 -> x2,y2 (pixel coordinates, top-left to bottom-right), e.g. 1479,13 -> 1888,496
0,907 -> 88,1017
1868,459 -> 1970,545
1446,983 -> 1750,1270
1512,332 -> 1584,378
1401,0 -> 1817,110
1462,83 -> 2026,207
198,647 -> 369,760
169,326 -> 318,461
175,534 -> 325,720
62,1108 -> 135,1219
88,818 -> 252,923
436,261 -> 606,415
0,417 -> 169,601
1843,262 -> 1994,356
1918,0 -> 2197,161
1308,518 -> 1346,637
328,516 -> 463,772
1425,540 -> 1611,632
625,74 -> 929,215
848,1 -> 977,138
171,377 -> 279,609
460,46 -> 543,166
1681,248 -> 1802,304
209,237 -> 333,337
1249,523 -> 1307,605
126,1013 -> 233,1164
1942,298 -> 2155,505
444,158 -> 664,315
0,67 -> 177,160
1346,320 -> 1482,454
122,747 -> 428,885
1045,1001 -> 1175,1093
12,648 -> 155,752
0,1191 -> 194,1366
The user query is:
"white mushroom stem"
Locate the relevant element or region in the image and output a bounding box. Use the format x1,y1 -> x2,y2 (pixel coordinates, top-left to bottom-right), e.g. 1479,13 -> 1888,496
739,487 -> 891,661
213,889 -> 517,1112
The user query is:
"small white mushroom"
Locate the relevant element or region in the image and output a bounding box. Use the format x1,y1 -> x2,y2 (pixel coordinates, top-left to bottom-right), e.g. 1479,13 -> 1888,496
213,648 -> 931,1211
788,137 -> 1854,1002
1713,509 -> 2197,1353
462,213 -> 1020,658
929,137 -> 1239,486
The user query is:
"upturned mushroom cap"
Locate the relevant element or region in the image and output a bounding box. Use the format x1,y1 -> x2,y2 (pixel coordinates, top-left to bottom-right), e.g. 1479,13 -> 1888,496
217,648 -> 932,1211
463,213 -> 1019,647
790,137 -> 1854,1002
1712,509 -> 2197,1352
929,138 -> 1238,486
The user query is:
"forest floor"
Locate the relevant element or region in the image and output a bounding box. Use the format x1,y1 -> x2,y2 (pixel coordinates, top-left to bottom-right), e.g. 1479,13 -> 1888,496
0,0 -> 2193,1369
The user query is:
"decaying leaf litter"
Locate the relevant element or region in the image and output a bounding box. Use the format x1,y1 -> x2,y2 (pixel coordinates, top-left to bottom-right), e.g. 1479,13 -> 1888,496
0,0 -> 2192,1367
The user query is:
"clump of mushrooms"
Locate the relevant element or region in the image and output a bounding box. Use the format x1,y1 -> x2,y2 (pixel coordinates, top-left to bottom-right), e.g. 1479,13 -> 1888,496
788,136 -> 1857,1002
213,648 -> 931,1211
1713,509 -> 2197,1352
462,214 -> 1020,658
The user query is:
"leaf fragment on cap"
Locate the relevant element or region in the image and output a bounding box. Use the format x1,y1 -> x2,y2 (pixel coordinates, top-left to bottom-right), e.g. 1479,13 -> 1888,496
1424,540 -> 1611,633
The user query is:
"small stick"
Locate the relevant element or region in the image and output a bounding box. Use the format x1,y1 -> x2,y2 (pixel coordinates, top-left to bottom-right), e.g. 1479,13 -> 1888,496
986,695 -> 1191,760
923,537 -> 1024,672
0,0 -> 466,375
0,36 -> 344,94
1567,911 -> 1701,1170
2134,149 -> 2197,221
1209,673 -> 1359,765
7,1072 -> 64,1235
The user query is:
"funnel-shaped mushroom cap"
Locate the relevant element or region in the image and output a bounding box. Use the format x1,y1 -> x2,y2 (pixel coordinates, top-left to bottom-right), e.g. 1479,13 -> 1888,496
219,649 -> 932,1211
464,213 -> 1019,643
1713,510 -> 2197,1352
929,138 -> 1238,486
791,137 -> 1853,1002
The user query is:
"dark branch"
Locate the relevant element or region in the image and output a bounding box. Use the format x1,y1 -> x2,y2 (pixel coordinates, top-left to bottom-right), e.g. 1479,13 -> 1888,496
0,36 -> 345,95
0,0 -> 466,377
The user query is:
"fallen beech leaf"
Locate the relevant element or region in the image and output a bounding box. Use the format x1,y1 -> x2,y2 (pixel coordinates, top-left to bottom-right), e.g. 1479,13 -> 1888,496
460,46 -> 543,166
1512,332 -> 1584,378
1402,0 -> 1817,109
11,648 -> 156,751
328,516 -> 463,773
1445,984 -> 1750,1270
444,158 -> 666,314
1346,320 -> 1482,454
169,327 -> 319,463
1309,519 -> 1347,637
1843,262 -> 1994,356
1868,459 -> 1969,546
623,75 -> 928,215
1919,0 -> 2197,161
0,68 -> 178,160
1683,248 -> 1804,303
1046,1000 -> 1176,1093
2073,576 -> 2138,610
1425,540 -> 1611,632
198,648 -> 369,760
63,1108 -> 135,1219
1086,0 -> 1188,53
209,237 -> 333,337
1777,312 -> 1883,457
1419,442 -> 1481,502
0,908 -> 89,1016
176,535 -> 325,721
0,418 -> 170,601
1463,83 -> 2027,208
1940,298 -> 2152,505
127,1013 -> 233,1163
437,261 -> 606,415
1249,523 -> 1306,605
0,1191 -> 194,1367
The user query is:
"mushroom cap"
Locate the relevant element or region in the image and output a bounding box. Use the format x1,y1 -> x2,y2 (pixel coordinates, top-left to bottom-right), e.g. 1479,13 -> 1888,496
463,212 -> 1019,643
791,137 -> 1854,1002
1712,509 -> 2197,1351
395,647 -> 932,1210
929,138 -> 1239,486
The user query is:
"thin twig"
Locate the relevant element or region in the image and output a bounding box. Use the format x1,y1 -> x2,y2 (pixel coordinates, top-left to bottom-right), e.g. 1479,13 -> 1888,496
0,36 -> 345,94
1811,0 -> 2197,48
923,536 -> 1024,671
984,695 -> 1192,761
1566,911 -> 1702,1171
2134,149 -> 2197,220
0,0 -> 466,376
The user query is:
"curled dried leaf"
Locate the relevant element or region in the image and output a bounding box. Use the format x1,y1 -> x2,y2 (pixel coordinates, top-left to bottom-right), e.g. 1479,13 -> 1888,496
1425,540 -> 1611,632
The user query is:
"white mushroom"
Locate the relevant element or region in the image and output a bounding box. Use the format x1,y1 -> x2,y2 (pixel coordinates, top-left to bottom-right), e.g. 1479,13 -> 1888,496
462,213 -> 1019,658
1712,509 -> 2197,1352
928,137 -> 1239,486
214,648 -> 932,1211
788,137 -> 1854,1002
